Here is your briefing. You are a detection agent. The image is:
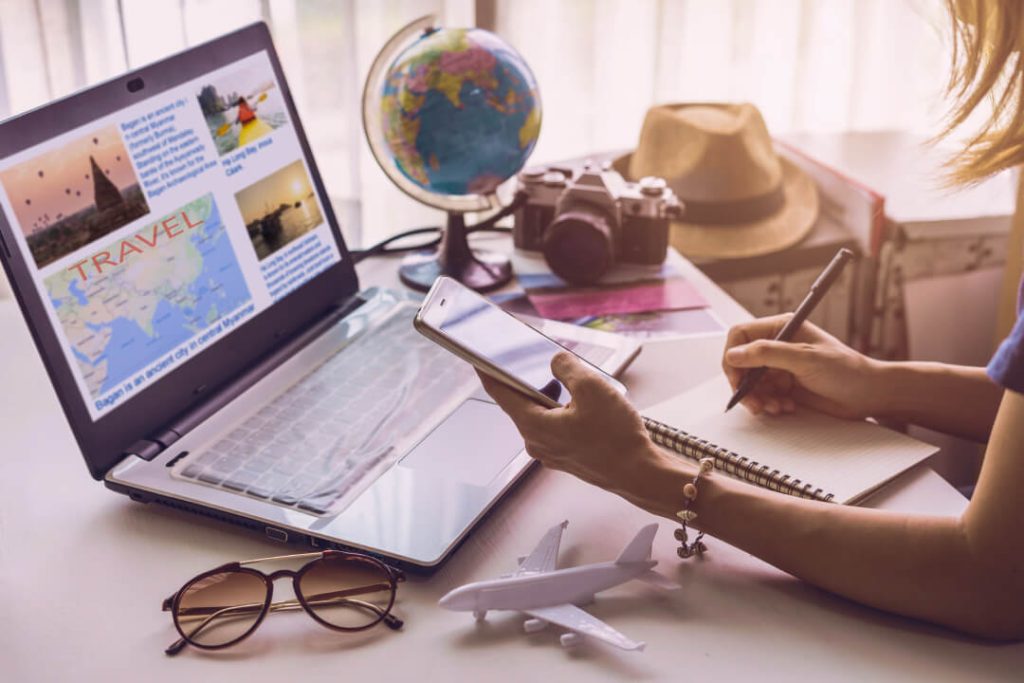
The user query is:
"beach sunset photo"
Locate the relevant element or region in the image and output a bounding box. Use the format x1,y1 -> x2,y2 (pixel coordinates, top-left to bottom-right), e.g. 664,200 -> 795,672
235,159 -> 322,260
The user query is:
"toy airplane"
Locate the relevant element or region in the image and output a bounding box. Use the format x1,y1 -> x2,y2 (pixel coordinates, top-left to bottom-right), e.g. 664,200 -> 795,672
438,521 -> 677,651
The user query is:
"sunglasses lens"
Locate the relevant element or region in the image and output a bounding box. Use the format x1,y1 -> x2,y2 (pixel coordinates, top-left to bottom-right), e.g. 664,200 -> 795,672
299,555 -> 394,629
174,570 -> 267,648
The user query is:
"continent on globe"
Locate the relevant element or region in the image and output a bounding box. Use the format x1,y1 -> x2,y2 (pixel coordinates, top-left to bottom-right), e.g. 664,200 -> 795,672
45,193 -> 252,401
379,27 -> 541,196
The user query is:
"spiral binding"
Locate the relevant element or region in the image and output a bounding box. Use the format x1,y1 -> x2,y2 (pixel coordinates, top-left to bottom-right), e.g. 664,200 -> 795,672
642,416 -> 836,503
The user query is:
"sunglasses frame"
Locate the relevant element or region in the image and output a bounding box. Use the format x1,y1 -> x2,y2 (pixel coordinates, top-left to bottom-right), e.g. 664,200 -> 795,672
162,549 -> 406,655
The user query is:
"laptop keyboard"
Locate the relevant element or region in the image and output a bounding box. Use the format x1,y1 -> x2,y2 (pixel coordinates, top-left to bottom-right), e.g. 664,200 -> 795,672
174,306 -> 476,515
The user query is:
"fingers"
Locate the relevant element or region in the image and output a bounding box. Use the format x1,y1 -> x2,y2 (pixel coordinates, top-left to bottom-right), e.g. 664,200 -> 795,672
761,394 -> 796,415
726,346 -> 806,414
722,315 -> 790,389
741,389 -> 796,416
722,315 -> 827,378
735,369 -> 796,416
476,371 -> 549,429
725,314 -> 793,351
550,351 -> 605,404
724,339 -> 813,374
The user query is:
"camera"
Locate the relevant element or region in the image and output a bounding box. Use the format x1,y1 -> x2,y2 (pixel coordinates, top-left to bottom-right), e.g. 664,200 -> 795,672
513,161 -> 683,285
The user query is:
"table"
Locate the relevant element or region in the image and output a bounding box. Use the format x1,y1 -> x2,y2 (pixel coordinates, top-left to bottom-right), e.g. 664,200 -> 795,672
2,237 -> 1021,681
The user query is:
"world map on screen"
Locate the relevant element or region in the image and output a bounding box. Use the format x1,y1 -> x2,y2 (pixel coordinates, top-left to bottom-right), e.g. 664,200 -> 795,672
44,193 -> 251,400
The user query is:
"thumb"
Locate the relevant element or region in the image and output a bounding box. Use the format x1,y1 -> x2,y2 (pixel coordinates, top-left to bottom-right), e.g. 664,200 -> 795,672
725,340 -> 812,374
551,351 -> 603,403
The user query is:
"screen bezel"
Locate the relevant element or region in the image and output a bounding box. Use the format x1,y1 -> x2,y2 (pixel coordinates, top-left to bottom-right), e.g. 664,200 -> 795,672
0,22 -> 360,479
415,277 -> 626,409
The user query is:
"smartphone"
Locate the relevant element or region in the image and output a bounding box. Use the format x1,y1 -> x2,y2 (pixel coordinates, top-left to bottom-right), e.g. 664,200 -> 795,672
414,276 -> 628,408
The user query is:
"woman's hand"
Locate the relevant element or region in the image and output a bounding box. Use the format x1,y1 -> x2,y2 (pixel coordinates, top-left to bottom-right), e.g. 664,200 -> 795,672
722,314 -> 885,419
477,352 -> 665,498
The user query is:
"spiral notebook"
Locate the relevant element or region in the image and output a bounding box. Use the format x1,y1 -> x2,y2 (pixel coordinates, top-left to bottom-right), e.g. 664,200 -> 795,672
642,376 -> 939,504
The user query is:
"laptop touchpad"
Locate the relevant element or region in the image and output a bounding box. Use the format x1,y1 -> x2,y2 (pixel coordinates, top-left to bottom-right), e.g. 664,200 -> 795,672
399,399 -> 524,487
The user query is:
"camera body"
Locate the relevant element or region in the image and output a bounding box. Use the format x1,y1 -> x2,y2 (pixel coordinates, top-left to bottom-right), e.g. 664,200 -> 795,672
513,162 -> 682,285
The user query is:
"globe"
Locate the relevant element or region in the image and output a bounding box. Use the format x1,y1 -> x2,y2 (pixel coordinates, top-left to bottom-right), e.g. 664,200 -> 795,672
380,26 -> 539,198
362,16 -> 541,291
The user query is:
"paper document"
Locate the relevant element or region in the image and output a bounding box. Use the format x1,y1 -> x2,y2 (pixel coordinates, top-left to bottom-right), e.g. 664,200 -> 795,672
644,375 -> 939,504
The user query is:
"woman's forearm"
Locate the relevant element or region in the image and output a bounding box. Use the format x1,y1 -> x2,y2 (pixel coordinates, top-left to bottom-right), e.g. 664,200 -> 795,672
625,447 -> 1019,639
873,362 -> 1001,441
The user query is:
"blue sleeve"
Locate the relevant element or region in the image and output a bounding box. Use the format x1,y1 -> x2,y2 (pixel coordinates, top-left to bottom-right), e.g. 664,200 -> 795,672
988,313 -> 1024,394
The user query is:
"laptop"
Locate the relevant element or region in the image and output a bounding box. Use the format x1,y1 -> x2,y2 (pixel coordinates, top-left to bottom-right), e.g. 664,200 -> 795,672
0,23 -> 639,569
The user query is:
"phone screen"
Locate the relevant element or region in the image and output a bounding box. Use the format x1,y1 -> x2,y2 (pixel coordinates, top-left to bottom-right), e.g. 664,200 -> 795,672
438,290 -> 571,405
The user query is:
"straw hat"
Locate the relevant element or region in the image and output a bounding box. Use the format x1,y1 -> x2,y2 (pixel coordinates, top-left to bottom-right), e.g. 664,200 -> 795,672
612,103 -> 818,259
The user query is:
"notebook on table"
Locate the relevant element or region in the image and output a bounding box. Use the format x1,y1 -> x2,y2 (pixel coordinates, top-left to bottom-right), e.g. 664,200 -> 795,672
643,375 -> 938,504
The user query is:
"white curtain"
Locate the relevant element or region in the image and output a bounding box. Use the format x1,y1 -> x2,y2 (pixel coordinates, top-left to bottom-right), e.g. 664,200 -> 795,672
496,0 -> 958,166
0,0 -> 964,277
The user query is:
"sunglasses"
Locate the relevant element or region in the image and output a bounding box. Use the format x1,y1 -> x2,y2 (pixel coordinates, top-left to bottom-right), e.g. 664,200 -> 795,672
162,550 -> 406,655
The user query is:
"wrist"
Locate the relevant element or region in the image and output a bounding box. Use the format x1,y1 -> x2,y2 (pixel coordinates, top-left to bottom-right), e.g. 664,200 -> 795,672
871,360 -> 937,421
863,356 -> 897,418
619,444 -> 697,519
625,444 -> 737,541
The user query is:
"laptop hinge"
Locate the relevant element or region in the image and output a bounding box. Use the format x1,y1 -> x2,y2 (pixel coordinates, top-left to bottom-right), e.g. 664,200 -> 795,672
152,429 -> 182,449
125,439 -> 164,462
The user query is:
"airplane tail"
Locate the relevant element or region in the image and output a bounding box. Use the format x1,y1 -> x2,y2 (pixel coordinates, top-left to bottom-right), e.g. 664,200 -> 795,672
615,523 -> 658,564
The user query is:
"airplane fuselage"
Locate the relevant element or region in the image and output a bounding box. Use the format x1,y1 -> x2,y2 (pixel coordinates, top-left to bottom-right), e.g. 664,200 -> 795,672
442,560 -> 658,612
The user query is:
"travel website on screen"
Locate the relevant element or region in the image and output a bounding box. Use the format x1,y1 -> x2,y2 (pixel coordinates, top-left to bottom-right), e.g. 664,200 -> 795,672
0,51 -> 342,420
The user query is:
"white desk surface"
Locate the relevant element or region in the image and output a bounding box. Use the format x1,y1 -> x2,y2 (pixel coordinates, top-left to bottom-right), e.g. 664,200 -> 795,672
2,239 -> 1021,682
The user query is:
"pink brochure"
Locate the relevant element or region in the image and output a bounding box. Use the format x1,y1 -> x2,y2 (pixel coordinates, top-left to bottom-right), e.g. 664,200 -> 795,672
527,278 -> 708,320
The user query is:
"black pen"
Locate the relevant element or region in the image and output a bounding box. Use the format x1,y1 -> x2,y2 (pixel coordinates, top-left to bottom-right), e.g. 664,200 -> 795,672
725,247 -> 855,413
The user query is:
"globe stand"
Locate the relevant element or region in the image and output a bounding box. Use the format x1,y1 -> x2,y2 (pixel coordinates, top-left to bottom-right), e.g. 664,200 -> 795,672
398,211 -> 512,292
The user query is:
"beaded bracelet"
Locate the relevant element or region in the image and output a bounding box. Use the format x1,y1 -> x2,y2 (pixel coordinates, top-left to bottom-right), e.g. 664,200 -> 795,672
674,457 -> 713,559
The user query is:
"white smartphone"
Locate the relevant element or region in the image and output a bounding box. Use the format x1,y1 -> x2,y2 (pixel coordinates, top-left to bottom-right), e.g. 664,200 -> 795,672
414,276 -> 630,408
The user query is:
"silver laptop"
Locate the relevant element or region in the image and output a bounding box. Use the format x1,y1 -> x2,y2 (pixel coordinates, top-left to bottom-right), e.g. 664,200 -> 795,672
0,23 -> 638,569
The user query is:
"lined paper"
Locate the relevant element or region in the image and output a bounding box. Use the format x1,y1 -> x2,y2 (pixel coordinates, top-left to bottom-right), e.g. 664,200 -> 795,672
644,375 -> 938,503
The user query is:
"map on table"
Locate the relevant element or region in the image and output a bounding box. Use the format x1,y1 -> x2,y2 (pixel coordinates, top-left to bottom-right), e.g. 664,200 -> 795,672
45,193 -> 251,399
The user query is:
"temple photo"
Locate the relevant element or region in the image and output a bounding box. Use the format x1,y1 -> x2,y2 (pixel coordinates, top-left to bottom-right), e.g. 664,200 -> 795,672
0,124 -> 149,269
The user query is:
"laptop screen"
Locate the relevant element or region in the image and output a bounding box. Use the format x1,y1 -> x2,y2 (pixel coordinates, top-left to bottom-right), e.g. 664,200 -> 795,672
0,48 -> 343,422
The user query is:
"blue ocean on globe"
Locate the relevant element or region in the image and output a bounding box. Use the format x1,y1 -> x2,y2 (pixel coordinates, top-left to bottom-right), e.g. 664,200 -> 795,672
379,27 -> 542,196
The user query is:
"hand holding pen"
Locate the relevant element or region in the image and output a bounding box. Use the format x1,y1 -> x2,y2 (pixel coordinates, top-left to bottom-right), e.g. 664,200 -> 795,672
723,248 -> 857,415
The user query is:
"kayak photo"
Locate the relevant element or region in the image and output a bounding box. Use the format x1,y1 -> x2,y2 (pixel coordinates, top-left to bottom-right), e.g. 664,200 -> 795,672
196,63 -> 288,156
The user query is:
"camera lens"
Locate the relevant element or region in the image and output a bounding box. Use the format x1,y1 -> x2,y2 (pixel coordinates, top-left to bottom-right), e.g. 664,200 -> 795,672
543,209 -> 615,285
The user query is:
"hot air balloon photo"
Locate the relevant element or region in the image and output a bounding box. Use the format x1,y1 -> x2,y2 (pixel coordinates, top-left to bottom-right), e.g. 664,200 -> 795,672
197,63 -> 288,156
0,124 -> 150,268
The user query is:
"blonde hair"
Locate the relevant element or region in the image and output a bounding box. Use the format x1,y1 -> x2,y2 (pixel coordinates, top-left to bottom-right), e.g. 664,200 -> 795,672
943,0 -> 1024,184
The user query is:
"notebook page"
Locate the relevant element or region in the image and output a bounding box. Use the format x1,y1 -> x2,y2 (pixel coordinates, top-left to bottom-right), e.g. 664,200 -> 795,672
644,375 -> 938,503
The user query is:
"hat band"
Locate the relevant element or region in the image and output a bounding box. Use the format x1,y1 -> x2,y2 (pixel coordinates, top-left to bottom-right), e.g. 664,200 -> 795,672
678,185 -> 785,225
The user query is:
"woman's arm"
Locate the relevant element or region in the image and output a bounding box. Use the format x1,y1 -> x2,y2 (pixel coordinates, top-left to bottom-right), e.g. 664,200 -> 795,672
480,354 -> 1024,640
721,315 -> 1002,442
640,392 -> 1024,639
873,362 -> 1002,441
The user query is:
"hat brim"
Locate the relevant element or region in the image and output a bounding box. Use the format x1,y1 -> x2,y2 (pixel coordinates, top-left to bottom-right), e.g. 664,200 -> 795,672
612,153 -> 819,260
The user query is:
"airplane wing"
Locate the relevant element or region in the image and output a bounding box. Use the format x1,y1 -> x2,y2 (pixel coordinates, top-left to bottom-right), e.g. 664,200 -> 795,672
516,520 -> 568,575
523,604 -> 645,651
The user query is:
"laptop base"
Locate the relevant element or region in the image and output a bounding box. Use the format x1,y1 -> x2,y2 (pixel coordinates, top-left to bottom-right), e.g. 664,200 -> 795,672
104,462 -> 537,574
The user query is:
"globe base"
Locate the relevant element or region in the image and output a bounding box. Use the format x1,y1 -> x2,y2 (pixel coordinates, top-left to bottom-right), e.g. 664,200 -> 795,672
399,248 -> 512,292
397,211 -> 513,292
